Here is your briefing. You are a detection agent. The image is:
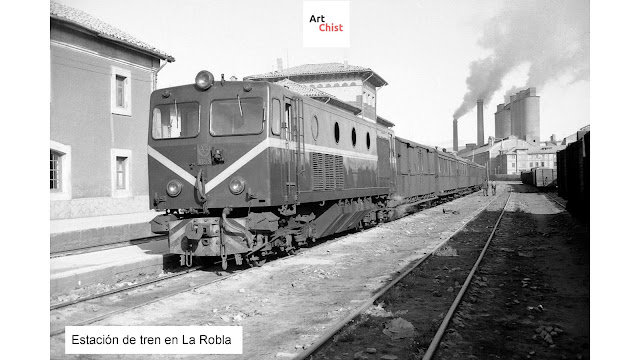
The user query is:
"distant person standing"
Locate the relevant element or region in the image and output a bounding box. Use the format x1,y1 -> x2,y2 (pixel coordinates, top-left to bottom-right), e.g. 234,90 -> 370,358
491,182 -> 497,195
482,179 -> 488,196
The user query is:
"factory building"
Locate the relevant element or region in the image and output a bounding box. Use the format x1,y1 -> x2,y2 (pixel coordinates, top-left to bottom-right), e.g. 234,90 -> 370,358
458,136 -> 565,176
244,62 -> 388,123
494,88 -> 541,144
50,1 -> 174,252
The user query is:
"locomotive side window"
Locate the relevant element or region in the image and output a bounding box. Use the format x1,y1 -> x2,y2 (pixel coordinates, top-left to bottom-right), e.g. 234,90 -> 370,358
211,97 -> 264,136
152,101 -> 200,139
312,115 -> 319,140
271,98 -> 281,135
351,127 -> 357,147
334,122 -> 340,143
366,132 -> 371,150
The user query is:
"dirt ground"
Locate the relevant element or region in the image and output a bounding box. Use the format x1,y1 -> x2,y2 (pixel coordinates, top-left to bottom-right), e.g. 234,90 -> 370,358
312,184 -> 589,360
51,186 -> 501,359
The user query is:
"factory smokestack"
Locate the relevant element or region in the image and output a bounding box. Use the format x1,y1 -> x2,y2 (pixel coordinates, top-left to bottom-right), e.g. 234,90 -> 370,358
453,118 -> 458,151
477,99 -> 484,146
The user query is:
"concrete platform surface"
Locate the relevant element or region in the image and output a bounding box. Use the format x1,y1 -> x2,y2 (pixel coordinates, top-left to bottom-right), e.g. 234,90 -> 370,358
50,211 -> 160,253
50,239 -> 171,296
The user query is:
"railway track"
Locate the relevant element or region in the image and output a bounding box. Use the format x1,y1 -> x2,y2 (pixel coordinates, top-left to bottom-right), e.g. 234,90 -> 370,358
49,220 -> 389,338
296,190 -> 512,360
50,190 -> 486,347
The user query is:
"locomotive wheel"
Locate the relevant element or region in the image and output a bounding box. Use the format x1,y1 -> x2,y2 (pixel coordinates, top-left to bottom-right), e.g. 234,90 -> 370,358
249,258 -> 266,268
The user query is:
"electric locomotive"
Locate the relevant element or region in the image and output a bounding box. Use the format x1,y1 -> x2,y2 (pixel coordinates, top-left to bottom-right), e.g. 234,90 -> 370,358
148,71 -> 396,268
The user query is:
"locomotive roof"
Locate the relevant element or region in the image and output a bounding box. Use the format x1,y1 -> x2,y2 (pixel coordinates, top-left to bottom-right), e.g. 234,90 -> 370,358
50,1 -> 175,62
244,63 -> 388,87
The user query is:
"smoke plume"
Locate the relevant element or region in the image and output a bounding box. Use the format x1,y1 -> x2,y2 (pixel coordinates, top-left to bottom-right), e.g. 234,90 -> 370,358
453,0 -> 589,119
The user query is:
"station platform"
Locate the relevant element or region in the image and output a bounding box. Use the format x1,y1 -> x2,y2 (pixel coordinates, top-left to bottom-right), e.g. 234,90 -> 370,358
50,238 -> 172,296
50,211 -> 159,254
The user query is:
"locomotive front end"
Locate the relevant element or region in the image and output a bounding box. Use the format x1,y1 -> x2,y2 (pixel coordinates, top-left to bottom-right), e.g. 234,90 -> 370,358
147,72 -> 272,268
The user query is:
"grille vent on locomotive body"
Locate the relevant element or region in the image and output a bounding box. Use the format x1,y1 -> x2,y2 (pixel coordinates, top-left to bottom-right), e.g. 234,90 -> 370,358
311,152 -> 345,191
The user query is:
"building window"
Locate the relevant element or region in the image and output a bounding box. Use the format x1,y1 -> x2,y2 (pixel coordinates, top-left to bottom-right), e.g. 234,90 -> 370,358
50,151 -> 61,191
111,149 -> 132,197
529,162 -> 533,167
111,66 -> 132,116
50,140 -> 72,201
116,157 -> 127,189
511,162 -> 515,168
541,161 -> 545,167
116,75 -> 126,108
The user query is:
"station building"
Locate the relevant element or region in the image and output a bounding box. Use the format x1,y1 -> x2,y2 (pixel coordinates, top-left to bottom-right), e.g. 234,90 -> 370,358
50,1 -> 174,252
244,61 -> 388,124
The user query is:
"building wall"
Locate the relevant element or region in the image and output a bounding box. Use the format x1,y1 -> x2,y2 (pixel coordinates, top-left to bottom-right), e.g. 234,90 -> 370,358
50,25 -> 159,220
303,74 -> 377,122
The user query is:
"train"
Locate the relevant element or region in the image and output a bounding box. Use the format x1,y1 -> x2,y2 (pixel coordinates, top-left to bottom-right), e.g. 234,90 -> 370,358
557,131 -> 590,220
521,168 -> 557,190
147,70 -> 485,268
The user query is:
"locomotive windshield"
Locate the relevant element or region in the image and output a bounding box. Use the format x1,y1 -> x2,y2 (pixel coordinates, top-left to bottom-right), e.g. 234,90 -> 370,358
151,101 -> 200,139
210,97 -> 264,136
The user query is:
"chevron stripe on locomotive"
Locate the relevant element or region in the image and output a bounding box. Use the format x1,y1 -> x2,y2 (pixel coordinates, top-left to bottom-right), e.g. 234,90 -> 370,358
148,70 -> 484,268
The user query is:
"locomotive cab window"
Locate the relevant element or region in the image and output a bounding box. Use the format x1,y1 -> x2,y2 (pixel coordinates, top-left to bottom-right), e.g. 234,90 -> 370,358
211,97 -> 264,136
271,98 -> 281,135
152,101 -> 200,139
334,122 -> 340,143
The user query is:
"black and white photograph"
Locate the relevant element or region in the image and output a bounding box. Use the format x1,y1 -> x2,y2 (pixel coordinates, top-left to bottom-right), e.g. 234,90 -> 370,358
23,0 -> 626,357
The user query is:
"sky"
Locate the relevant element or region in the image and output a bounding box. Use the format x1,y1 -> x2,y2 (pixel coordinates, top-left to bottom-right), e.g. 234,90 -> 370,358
53,0 -> 590,150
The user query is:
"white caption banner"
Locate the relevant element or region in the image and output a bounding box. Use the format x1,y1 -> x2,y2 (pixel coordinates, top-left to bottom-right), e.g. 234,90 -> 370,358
65,326 -> 242,354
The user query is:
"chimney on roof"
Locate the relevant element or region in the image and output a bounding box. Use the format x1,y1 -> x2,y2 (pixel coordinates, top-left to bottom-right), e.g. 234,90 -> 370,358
277,58 -> 283,72
477,99 -> 484,147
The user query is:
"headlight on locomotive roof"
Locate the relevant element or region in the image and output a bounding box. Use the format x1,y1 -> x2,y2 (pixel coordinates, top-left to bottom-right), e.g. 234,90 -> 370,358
195,70 -> 214,91
166,180 -> 183,197
229,177 -> 246,195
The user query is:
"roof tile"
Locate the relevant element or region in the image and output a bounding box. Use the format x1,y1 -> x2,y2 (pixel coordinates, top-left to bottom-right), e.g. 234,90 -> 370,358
50,1 -> 174,61
246,63 -> 387,87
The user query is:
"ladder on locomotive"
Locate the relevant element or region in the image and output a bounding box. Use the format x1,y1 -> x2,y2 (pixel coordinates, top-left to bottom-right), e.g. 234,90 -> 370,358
284,97 -> 305,204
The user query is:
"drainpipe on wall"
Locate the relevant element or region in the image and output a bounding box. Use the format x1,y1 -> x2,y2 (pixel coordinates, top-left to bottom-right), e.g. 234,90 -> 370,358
153,59 -> 169,90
